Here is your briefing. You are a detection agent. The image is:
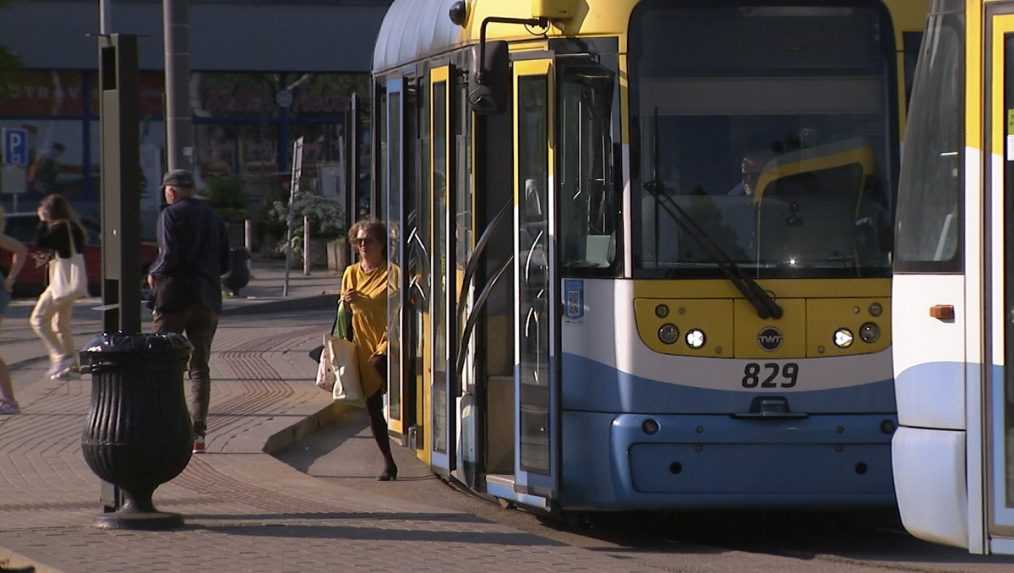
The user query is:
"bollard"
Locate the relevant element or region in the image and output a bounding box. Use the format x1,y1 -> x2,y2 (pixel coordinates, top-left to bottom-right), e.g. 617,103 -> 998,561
80,332 -> 193,530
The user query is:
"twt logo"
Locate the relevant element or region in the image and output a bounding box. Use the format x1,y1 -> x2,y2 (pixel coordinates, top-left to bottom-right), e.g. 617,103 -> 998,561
757,327 -> 783,351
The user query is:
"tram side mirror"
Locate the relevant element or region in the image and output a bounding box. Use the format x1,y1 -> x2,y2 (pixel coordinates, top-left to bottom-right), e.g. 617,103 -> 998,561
470,41 -> 509,114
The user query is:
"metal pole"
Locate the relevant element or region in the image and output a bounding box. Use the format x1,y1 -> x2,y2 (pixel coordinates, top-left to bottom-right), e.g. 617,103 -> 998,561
100,0 -> 112,34
244,218 -> 253,273
303,215 -> 311,276
163,0 -> 192,171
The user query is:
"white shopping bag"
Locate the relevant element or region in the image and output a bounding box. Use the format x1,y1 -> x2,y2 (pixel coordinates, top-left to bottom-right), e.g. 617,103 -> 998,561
327,336 -> 363,402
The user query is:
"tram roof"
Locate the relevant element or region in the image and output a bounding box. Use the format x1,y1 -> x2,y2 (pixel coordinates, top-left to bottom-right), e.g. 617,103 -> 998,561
373,0 -> 463,74
372,0 -> 643,74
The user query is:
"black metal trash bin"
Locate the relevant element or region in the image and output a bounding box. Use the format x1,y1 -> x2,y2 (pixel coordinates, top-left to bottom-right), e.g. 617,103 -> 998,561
222,247 -> 251,296
79,332 -> 194,530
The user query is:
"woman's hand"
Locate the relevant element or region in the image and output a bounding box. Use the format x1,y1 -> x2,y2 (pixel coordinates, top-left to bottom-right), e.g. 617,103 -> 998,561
340,289 -> 362,304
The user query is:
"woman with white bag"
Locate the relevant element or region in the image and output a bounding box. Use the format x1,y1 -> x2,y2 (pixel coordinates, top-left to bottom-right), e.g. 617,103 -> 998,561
341,219 -> 398,481
31,194 -> 88,380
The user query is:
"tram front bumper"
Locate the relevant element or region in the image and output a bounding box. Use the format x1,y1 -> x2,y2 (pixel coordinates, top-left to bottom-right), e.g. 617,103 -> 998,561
560,411 -> 897,511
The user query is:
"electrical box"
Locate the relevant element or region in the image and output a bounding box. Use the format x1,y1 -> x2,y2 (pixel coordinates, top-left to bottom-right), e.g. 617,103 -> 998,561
532,0 -> 578,20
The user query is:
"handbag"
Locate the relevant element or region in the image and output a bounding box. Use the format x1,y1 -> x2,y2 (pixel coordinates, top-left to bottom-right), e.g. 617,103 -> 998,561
327,334 -> 363,402
314,333 -> 336,392
48,221 -> 88,303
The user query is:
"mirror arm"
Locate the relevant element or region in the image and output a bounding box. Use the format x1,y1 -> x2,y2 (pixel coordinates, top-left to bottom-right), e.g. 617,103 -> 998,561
476,16 -> 549,84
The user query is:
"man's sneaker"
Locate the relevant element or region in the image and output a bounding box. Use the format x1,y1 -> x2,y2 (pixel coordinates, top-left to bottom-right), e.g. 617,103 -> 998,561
0,400 -> 20,415
192,435 -> 206,454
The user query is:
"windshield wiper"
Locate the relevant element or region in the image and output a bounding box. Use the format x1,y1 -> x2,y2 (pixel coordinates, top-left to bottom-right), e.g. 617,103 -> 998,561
645,109 -> 782,320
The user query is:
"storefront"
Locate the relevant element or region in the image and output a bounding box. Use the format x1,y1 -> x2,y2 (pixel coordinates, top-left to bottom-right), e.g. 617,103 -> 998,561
0,0 -> 386,244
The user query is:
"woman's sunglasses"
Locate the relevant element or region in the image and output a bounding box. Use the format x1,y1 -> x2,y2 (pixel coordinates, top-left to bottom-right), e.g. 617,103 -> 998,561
352,237 -> 376,247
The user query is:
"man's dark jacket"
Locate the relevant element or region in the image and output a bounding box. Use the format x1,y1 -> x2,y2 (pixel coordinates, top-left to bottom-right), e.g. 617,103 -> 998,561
150,197 -> 230,314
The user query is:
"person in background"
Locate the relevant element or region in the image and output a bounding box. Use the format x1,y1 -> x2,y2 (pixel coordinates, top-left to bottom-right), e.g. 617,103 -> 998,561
148,169 -> 230,455
341,219 -> 398,481
0,206 -> 27,414
30,194 -> 87,380
727,151 -> 774,197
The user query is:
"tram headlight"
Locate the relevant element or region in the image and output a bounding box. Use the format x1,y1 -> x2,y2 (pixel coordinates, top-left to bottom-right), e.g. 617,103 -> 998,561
655,304 -> 670,318
658,323 -> 679,345
685,329 -> 706,349
859,322 -> 880,344
833,328 -> 854,349
868,302 -> 883,317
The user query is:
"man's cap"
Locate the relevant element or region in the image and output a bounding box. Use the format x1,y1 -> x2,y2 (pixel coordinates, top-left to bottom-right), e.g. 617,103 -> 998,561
161,169 -> 195,188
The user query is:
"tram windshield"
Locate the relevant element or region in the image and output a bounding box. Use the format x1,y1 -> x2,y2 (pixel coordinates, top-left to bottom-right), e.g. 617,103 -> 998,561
630,1 -> 896,278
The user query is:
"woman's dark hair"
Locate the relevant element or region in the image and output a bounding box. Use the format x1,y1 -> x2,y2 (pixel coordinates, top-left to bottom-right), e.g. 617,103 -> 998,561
40,194 -> 85,234
348,219 -> 387,259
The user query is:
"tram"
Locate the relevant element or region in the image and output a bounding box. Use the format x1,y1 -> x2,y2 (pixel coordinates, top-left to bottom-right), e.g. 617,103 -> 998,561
371,0 -> 928,513
892,0 -> 1014,556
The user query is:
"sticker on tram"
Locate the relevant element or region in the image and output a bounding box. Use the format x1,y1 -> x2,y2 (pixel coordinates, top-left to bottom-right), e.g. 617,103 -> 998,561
742,363 -> 799,389
564,279 -> 584,321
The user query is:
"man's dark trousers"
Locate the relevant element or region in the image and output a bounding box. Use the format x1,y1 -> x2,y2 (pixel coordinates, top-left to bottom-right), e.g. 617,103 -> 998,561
154,305 -> 219,437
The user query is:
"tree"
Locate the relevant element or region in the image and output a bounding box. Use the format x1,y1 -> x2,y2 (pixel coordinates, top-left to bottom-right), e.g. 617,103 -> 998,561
0,0 -> 20,95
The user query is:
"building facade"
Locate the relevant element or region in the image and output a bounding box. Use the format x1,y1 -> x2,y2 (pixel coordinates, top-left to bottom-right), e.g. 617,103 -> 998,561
0,0 -> 388,242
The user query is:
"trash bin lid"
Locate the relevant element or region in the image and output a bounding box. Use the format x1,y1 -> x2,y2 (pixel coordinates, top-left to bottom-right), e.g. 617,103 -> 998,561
79,332 -> 193,361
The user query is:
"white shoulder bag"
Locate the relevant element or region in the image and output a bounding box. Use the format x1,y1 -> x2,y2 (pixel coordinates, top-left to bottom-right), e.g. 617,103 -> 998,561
48,221 -> 88,303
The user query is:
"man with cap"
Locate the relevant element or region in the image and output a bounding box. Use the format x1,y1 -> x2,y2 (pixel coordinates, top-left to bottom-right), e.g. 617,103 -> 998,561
148,169 -> 230,454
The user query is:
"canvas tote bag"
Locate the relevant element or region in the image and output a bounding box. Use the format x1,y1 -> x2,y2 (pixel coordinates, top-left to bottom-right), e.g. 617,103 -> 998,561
327,335 -> 363,402
48,221 -> 88,303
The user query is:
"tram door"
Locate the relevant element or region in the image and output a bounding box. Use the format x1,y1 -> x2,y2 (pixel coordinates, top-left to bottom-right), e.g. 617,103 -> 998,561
893,5 -> 1014,555
430,66 -> 456,475
384,77 -> 407,438
984,8 -> 1014,553
512,59 -> 560,502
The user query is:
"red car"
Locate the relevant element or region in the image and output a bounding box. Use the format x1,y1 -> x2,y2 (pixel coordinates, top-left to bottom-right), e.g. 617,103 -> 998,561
0,212 -> 158,297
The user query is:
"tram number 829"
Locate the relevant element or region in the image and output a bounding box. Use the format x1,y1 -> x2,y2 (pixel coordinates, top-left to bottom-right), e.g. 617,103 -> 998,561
742,363 -> 799,389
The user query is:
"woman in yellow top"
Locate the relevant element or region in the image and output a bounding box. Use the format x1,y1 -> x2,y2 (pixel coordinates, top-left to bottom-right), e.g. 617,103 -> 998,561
341,220 -> 397,481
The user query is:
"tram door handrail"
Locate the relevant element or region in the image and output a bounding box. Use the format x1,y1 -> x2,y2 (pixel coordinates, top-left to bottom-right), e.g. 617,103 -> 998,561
455,255 -> 514,379
455,200 -> 511,329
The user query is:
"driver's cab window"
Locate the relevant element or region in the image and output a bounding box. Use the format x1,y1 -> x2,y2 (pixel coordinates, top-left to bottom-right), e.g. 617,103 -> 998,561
559,65 -> 617,271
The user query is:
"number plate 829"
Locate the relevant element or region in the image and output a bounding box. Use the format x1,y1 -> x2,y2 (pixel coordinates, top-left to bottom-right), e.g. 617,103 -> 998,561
741,363 -> 799,389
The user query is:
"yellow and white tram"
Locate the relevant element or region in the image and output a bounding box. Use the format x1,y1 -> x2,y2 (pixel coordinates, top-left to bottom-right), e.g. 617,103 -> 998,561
371,0 -> 928,513
893,0 -> 1014,555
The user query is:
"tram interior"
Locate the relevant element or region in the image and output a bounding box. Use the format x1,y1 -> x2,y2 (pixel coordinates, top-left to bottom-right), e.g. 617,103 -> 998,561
478,100 -> 517,477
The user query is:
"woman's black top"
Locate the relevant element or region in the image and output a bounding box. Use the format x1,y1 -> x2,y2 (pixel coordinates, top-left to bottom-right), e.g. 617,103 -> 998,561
35,221 -> 85,259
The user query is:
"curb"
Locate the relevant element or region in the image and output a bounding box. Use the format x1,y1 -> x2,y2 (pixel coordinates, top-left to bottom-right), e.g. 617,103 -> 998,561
8,293 -> 337,371
262,399 -> 359,455
221,293 -> 336,317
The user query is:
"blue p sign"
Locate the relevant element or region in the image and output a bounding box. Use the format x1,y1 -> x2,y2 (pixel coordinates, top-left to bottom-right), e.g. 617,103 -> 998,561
3,128 -> 29,168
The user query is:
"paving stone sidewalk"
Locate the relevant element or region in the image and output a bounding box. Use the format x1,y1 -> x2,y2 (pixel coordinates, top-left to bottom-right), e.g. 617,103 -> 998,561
0,308 -> 650,573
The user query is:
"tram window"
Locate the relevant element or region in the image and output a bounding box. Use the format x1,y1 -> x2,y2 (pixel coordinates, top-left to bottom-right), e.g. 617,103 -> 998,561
629,0 -> 895,279
560,66 -> 617,273
903,32 -> 924,111
895,8 -> 964,272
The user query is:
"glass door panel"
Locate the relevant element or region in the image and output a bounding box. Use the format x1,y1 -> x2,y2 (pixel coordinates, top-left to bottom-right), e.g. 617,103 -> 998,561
513,59 -> 558,500
384,77 -> 404,433
994,14 -> 1014,543
431,66 -> 454,472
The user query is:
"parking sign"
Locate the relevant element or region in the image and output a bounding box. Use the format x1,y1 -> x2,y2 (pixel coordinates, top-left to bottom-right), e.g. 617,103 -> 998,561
3,128 -> 29,167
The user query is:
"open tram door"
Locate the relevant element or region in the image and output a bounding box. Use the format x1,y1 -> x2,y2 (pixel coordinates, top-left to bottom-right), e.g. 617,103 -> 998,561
487,57 -> 560,508
893,0 -> 1014,555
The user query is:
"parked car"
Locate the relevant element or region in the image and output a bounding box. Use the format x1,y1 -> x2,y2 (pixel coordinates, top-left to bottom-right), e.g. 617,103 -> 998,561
0,212 -> 158,297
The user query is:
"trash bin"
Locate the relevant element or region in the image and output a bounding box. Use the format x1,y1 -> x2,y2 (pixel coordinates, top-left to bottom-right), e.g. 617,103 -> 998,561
222,247 -> 251,296
79,332 -> 194,530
